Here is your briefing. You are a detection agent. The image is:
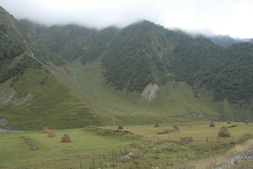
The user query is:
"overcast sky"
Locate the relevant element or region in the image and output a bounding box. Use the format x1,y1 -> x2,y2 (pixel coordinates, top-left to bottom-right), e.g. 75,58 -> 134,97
1,0 -> 253,38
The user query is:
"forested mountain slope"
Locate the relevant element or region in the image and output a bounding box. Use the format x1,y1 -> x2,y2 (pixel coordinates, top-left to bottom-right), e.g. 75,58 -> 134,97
0,7 -> 101,130
1,6 -> 253,129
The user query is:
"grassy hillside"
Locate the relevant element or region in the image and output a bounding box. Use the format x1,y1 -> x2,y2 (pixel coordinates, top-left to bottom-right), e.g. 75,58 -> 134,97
0,7 -> 102,130
53,60 -> 222,125
1,5 -> 253,130
19,18 -> 253,123
0,54 -> 101,130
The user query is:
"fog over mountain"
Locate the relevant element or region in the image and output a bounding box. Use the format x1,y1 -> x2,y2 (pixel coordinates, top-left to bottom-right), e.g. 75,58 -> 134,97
1,0 -> 253,38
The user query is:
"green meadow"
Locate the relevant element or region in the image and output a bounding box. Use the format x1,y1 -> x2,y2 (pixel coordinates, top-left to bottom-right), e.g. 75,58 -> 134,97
0,129 -> 131,169
1,122 -> 252,169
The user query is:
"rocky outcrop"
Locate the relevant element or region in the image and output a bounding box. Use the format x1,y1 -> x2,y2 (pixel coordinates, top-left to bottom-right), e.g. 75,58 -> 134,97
0,87 -> 16,104
0,119 -> 8,127
186,112 -> 220,121
0,87 -> 34,104
141,83 -> 159,101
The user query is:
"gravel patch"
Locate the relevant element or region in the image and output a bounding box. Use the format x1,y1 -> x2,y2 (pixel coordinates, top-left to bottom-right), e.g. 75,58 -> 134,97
0,128 -> 26,133
215,149 -> 253,169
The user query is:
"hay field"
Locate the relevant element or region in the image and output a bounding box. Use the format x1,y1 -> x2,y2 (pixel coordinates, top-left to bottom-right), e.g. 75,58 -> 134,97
0,122 -> 252,169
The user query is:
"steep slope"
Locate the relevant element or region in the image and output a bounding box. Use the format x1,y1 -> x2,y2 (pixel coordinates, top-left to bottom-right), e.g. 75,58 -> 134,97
2,6 -> 253,129
0,6 -> 25,59
102,21 -> 175,91
71,23 -> 253,121
0,7 -> 101,130
20,19 -> 253,123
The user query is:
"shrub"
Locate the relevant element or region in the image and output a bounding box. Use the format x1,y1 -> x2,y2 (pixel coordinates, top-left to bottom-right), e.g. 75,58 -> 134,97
157,129 -> 169,135
157,128 -> 177,135
118,125 -> 123,130
42,126 -> 50,133
227,124 -> 238,128
218,126 -> 230,137
209,122 -> 215,127
154,123 -> 159,127
173,124 -> 179,131
61,133 -> 71,143
48,130 -> 56,137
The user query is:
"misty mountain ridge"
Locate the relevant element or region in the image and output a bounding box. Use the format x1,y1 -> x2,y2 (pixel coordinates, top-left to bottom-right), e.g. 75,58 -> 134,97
1,6 -> 253,130
18,17 -> 253,48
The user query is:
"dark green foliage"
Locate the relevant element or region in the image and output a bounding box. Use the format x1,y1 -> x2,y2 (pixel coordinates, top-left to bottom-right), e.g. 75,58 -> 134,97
33,24 -> 118,64
157,129 -> 169,135
171,37 -> 253,103
0,54 -> 41,83
209,35 -> 241,47
0,7 -> 26,59
16,18 -> 253,102
227,124 -> 238,128
0,35 -> 25,59
0,22 -> 25,59
80,26 -> 119,64
43,25 -> 97,61
2,3 -> 253,127
102,21 -> 176,91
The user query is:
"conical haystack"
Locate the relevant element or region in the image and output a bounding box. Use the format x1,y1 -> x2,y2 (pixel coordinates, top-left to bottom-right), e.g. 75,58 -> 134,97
48,129 -> 56,137
218,126 -> 230,137
154,123 -> 159,127
42,126 -> 50,133
209,122 -> 215,127
61,133 -> 71,143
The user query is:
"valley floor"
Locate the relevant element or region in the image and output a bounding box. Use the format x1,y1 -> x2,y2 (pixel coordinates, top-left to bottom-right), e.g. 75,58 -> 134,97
0,122 -> 253,169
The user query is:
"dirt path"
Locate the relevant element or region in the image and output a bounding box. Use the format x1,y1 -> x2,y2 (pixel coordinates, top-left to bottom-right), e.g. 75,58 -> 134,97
213,139 -> 253,169
179,139 -> 253,169
0,128 -> 26,133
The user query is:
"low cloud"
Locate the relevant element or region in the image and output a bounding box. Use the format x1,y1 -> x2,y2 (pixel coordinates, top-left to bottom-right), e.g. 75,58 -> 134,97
1,0 -> 253,38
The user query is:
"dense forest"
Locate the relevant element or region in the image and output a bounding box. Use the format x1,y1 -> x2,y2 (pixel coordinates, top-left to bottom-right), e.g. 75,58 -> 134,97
2,3 -> 253,107
172,38 -> 253,103
18,19 -> 253,103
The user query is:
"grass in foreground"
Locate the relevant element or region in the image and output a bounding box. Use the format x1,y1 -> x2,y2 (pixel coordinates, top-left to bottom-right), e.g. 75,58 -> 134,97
0,122 -> 253,169
0,128 -> 131,169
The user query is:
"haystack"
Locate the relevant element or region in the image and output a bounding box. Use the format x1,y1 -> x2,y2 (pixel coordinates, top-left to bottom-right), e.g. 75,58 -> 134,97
209,122 -> 215,127
118,125 -> 123,130
42,126 -> 50,133
61,133 -> 71,143
218,126 -> 230,137
48,129 -> 56,137
154,123 -> 159,127
169,128 -> 177,132
173,124 -> 180,131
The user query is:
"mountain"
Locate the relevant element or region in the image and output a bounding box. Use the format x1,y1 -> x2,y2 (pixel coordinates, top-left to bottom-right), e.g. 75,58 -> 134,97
1,6 -> 253,130
0,7 -> 101,130
208,35 -> 241,47
208,35 -> 253,47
